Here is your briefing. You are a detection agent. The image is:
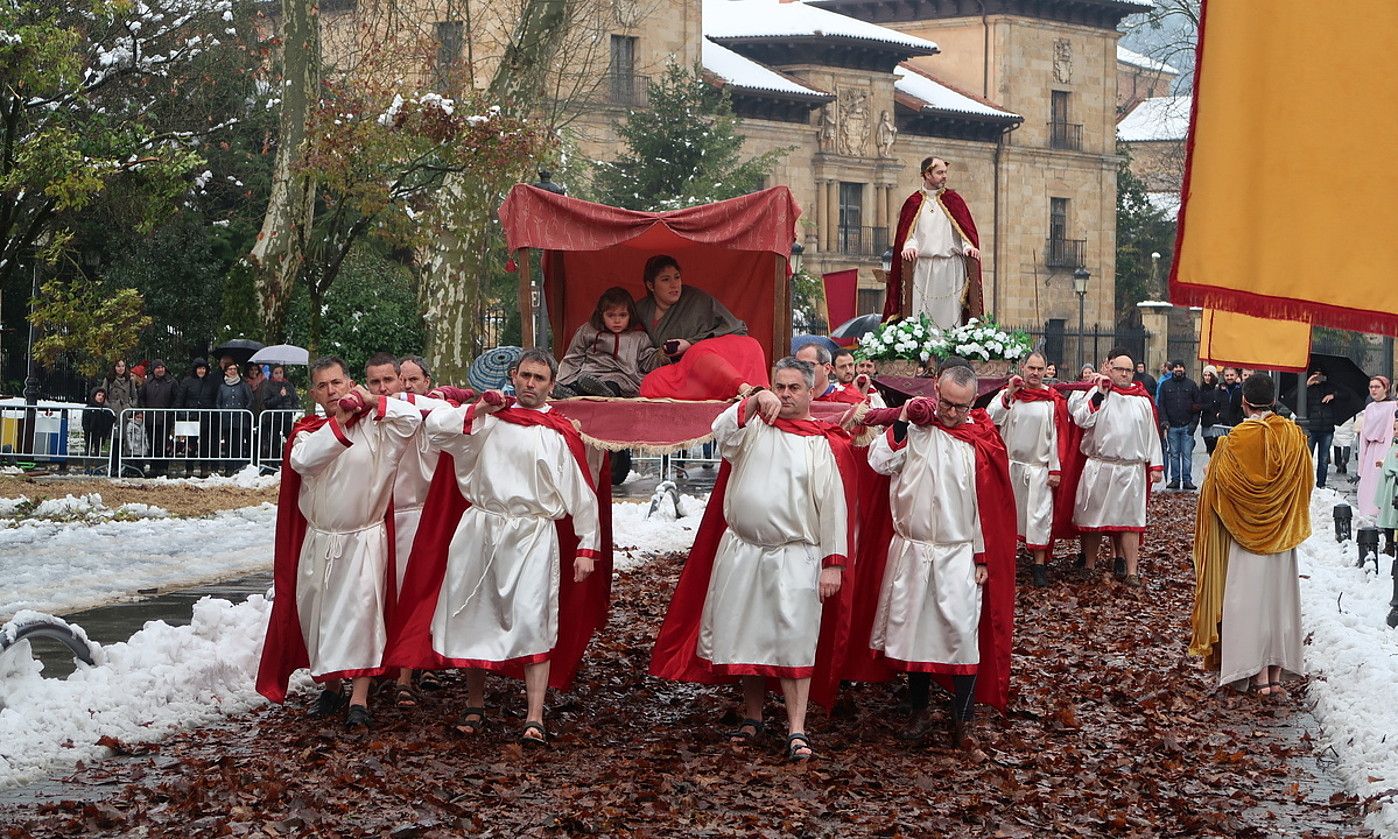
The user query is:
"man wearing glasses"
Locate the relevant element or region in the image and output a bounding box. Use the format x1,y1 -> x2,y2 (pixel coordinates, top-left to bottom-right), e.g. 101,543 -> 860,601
1071,349 -> 1165,587
864,365 -> 1015,752
882,156 -> 983,329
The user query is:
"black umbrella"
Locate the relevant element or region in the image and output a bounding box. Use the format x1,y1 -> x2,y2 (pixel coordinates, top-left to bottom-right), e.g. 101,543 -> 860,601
830,313 -> 882,341
1277,353 -> 1369,425
211,338 -> 266,366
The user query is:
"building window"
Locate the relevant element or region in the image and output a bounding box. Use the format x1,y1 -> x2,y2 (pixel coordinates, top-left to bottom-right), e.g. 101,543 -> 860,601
835,183 -> 885,256
608,35 -> 641,105
434,21 -> 464,92
1046,197 -> 1085,267
1048,90 -> 1082,150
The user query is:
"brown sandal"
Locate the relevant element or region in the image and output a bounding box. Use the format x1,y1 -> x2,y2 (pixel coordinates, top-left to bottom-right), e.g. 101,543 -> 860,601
453,707 -> 486,735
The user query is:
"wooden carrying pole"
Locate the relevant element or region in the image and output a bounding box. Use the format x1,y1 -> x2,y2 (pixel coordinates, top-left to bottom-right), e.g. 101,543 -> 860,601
517,248 -> 535,348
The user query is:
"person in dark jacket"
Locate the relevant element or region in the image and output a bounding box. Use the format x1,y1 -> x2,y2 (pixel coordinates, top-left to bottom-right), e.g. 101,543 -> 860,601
1218,367 -> 1245,427
81,387 -> 116,461
138,359 -> 180,470
1133,361 -> 1158,398
216,360 -> 255,473
1198,366 -> 1229,456
258,365 -> 300,463
179,358 -> 219,476
1304,368 -> 1339,488
1158,360 -> 1202,490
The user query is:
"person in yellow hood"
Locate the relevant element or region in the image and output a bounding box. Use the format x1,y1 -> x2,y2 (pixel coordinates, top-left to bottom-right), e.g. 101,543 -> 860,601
1189,373 -> 1312,696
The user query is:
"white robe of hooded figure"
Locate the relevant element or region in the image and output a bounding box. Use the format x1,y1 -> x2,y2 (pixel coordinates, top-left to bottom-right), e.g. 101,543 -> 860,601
910,191 -> 972,331
697,401 -> 849,675
987,388 -> 1061,549
423,403 -> 600,666
867,420 -> 984,671
1071,390 -> 1164,532
390,392 -> 452,595
290,398 -> 422,677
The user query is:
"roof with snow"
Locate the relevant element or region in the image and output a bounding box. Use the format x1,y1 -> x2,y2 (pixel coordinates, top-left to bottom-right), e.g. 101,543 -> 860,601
893,64 -> 1020,121
806,0 -> 1151,31
1146,190 -> 1181,217
1117,45 -> 1181,76
1117,95 -> 1191,142
702,39 -> 831,101
704,0 -> 939,54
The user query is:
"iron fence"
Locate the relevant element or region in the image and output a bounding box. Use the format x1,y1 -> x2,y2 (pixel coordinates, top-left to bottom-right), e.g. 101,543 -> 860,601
1006,322 -> 1149,375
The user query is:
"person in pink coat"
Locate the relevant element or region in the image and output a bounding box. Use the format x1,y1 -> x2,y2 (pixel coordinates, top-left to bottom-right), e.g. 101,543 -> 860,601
1358,376 -> 1397,518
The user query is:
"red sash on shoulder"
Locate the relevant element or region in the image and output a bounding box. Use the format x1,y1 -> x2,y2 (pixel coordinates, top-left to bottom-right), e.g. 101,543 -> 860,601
255,413 -> 399,703
648,411 -> 858,709
382,406 -> 613,690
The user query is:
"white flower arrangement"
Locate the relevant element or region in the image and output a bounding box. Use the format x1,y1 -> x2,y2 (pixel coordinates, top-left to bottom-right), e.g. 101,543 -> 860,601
856,314 -> 942,362
931,317 -> 1033,362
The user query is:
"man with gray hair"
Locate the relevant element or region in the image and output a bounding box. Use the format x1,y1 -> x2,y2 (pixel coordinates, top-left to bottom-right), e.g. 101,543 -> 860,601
651,356 -> 857,762
862,364 -> 1016,753
793,342 -> 834,398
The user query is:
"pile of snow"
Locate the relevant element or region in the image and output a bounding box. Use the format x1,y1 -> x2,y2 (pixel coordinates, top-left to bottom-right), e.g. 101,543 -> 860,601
120,464 -> 281,491
0,493 -> 170,524
0,503 -> 275,619
611,492 -> 707,571
1299,487 -> 1398,836
0,596 -> 282,786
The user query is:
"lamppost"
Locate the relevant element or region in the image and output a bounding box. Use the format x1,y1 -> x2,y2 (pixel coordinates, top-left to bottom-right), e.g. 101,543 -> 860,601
1073,266 -> 1091,370
790,240 -> 804,274
21,233 -> 49,457
880,247 -> 893,274
1150,251 -> 1161,296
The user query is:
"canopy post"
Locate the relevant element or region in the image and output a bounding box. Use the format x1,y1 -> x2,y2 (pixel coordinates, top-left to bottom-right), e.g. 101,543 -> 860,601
517,248 -> 535,348
774,255 -> 792,360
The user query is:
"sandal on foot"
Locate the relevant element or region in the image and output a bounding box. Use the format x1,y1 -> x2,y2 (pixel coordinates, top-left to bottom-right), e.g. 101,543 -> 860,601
453,707 -> 487,736
520,720 -> 548,749
417,671 -> 444,691
787,733 -> 813,762
729,718 -> 762,744
394,683 -> 418,709
345,704 -> 372,730
308,687 -> 347,719
1248,681 -> 1272,697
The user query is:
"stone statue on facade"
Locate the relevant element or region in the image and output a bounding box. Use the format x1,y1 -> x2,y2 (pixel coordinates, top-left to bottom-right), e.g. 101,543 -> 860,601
818,105 -> 837,152
876,109 -> 897,158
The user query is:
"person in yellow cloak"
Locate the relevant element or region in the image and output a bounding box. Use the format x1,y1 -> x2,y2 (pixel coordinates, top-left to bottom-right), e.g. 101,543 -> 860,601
1189,373 -> 1312,695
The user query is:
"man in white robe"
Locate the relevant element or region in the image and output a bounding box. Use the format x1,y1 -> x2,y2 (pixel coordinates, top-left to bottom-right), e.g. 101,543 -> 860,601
898,158 -> 981,330
285,357 -> 421,728
1071,350 -> 1164,587
987,351 -> 1063,587
420,350 -> 600,746
868,365 -> 988,748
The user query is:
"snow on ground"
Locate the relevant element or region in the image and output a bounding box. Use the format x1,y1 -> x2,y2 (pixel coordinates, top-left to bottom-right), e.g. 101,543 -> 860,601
1298,486 -> 1398,837
611,492 -> 707,571
115,464 -> 281,490
0,595 -> 283,787
0,503 -> 275,620
2,493 -> 170,523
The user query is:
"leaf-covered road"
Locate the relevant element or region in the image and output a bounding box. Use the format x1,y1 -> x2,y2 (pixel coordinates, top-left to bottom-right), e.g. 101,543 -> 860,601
0,493 -> 1372,837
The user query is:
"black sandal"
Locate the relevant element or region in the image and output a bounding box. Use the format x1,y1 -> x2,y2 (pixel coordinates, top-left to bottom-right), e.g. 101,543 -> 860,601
729,718 -> 762,744
453,706 -> 487,736
417,670 -> 444,691
394,683 -> 418,709
787,732 -> 813,762
520,720 -> 548,749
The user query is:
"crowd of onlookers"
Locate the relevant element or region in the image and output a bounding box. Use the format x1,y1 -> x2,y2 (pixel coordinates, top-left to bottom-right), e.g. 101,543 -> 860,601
80,357 -> 301,475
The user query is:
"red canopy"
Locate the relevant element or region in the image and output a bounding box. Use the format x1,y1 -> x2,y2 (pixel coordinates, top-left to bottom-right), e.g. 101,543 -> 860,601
497,185 -> 802,364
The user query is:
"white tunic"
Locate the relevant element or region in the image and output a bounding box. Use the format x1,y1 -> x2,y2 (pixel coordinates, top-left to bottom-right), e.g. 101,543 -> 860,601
390,392 -> 452,595
867,420 -> 984,671
424,404 -> 600,666
911,190 -> 969,331
290,399 -> 421,677
987,389 -> 1061,548
1072,390 -> 1164,532
1219,540 -> 1304,688
697,403 -> 848,675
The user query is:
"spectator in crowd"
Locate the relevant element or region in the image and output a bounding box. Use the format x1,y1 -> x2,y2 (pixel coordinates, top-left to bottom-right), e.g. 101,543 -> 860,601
139,359 -> 180,474
1198,366 -> 1228,456
1158,359 -> 1202,490
216,360 -> 255,473
124,410 -> 150,472
1219,367 -> 1244,428
1303,368 -> 1339,488
1079,363 -> 1097,383
102,360 -> 139,423
259,365 -> 301,463
180,358 -> 220,476
244,363 -> 267,413
1333,414 -> 1356,478
1133,361 -> 1158,397
130,361 -> 148,387
855,357 -> 877,380
82,387 -> 115,460
1044,362 -> 1059,384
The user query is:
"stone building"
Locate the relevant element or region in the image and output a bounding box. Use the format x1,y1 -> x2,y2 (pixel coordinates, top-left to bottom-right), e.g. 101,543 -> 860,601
1115,45 -> 1180,115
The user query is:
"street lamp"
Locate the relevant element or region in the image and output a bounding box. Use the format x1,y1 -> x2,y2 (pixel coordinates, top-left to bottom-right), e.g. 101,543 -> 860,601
535,169 -> 565,195
530,171 -> 565,349
880,247 -> 893,274
1072,266 -> 1091,370
790,240 -> 804,274
1150,251 -> 1161,296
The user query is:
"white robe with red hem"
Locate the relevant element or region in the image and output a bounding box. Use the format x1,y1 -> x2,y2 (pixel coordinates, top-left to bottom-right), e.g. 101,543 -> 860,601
422,404 -> 600,668
987,389 -> 1061,549
867,421 -> 984,673
1071,390 -> 1164,533
390,392 -> 452,594
696,402 -> 849,677
289,398 -> 421,678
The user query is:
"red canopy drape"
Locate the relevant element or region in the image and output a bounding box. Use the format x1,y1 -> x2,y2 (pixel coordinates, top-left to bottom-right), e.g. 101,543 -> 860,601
497,185 -> 802,365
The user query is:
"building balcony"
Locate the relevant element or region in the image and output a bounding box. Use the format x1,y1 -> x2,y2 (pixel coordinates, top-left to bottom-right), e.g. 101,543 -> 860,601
601,73 -> 649,107
1048,121 -> 1083,151
836,225 -> 890,258
1045,237 -> 1086,268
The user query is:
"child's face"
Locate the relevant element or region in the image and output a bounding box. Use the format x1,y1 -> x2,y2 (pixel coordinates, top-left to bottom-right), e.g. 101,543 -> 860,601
602,305 -> 630,334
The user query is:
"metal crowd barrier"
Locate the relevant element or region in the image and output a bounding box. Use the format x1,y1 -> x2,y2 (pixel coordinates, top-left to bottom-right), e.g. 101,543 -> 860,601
116,407 -> 257,478
256,409 -> 304,472
0,402 -> 118,476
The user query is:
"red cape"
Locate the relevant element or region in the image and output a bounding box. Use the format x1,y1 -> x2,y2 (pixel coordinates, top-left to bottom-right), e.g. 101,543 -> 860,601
256,413 -> 399,703
841,409 -> 1016,713
883,189 -> 983,321
648,411 -> 858,709
382,406 -> 613,691
1007,385 -> 1079,550
817,384 -> 868,406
